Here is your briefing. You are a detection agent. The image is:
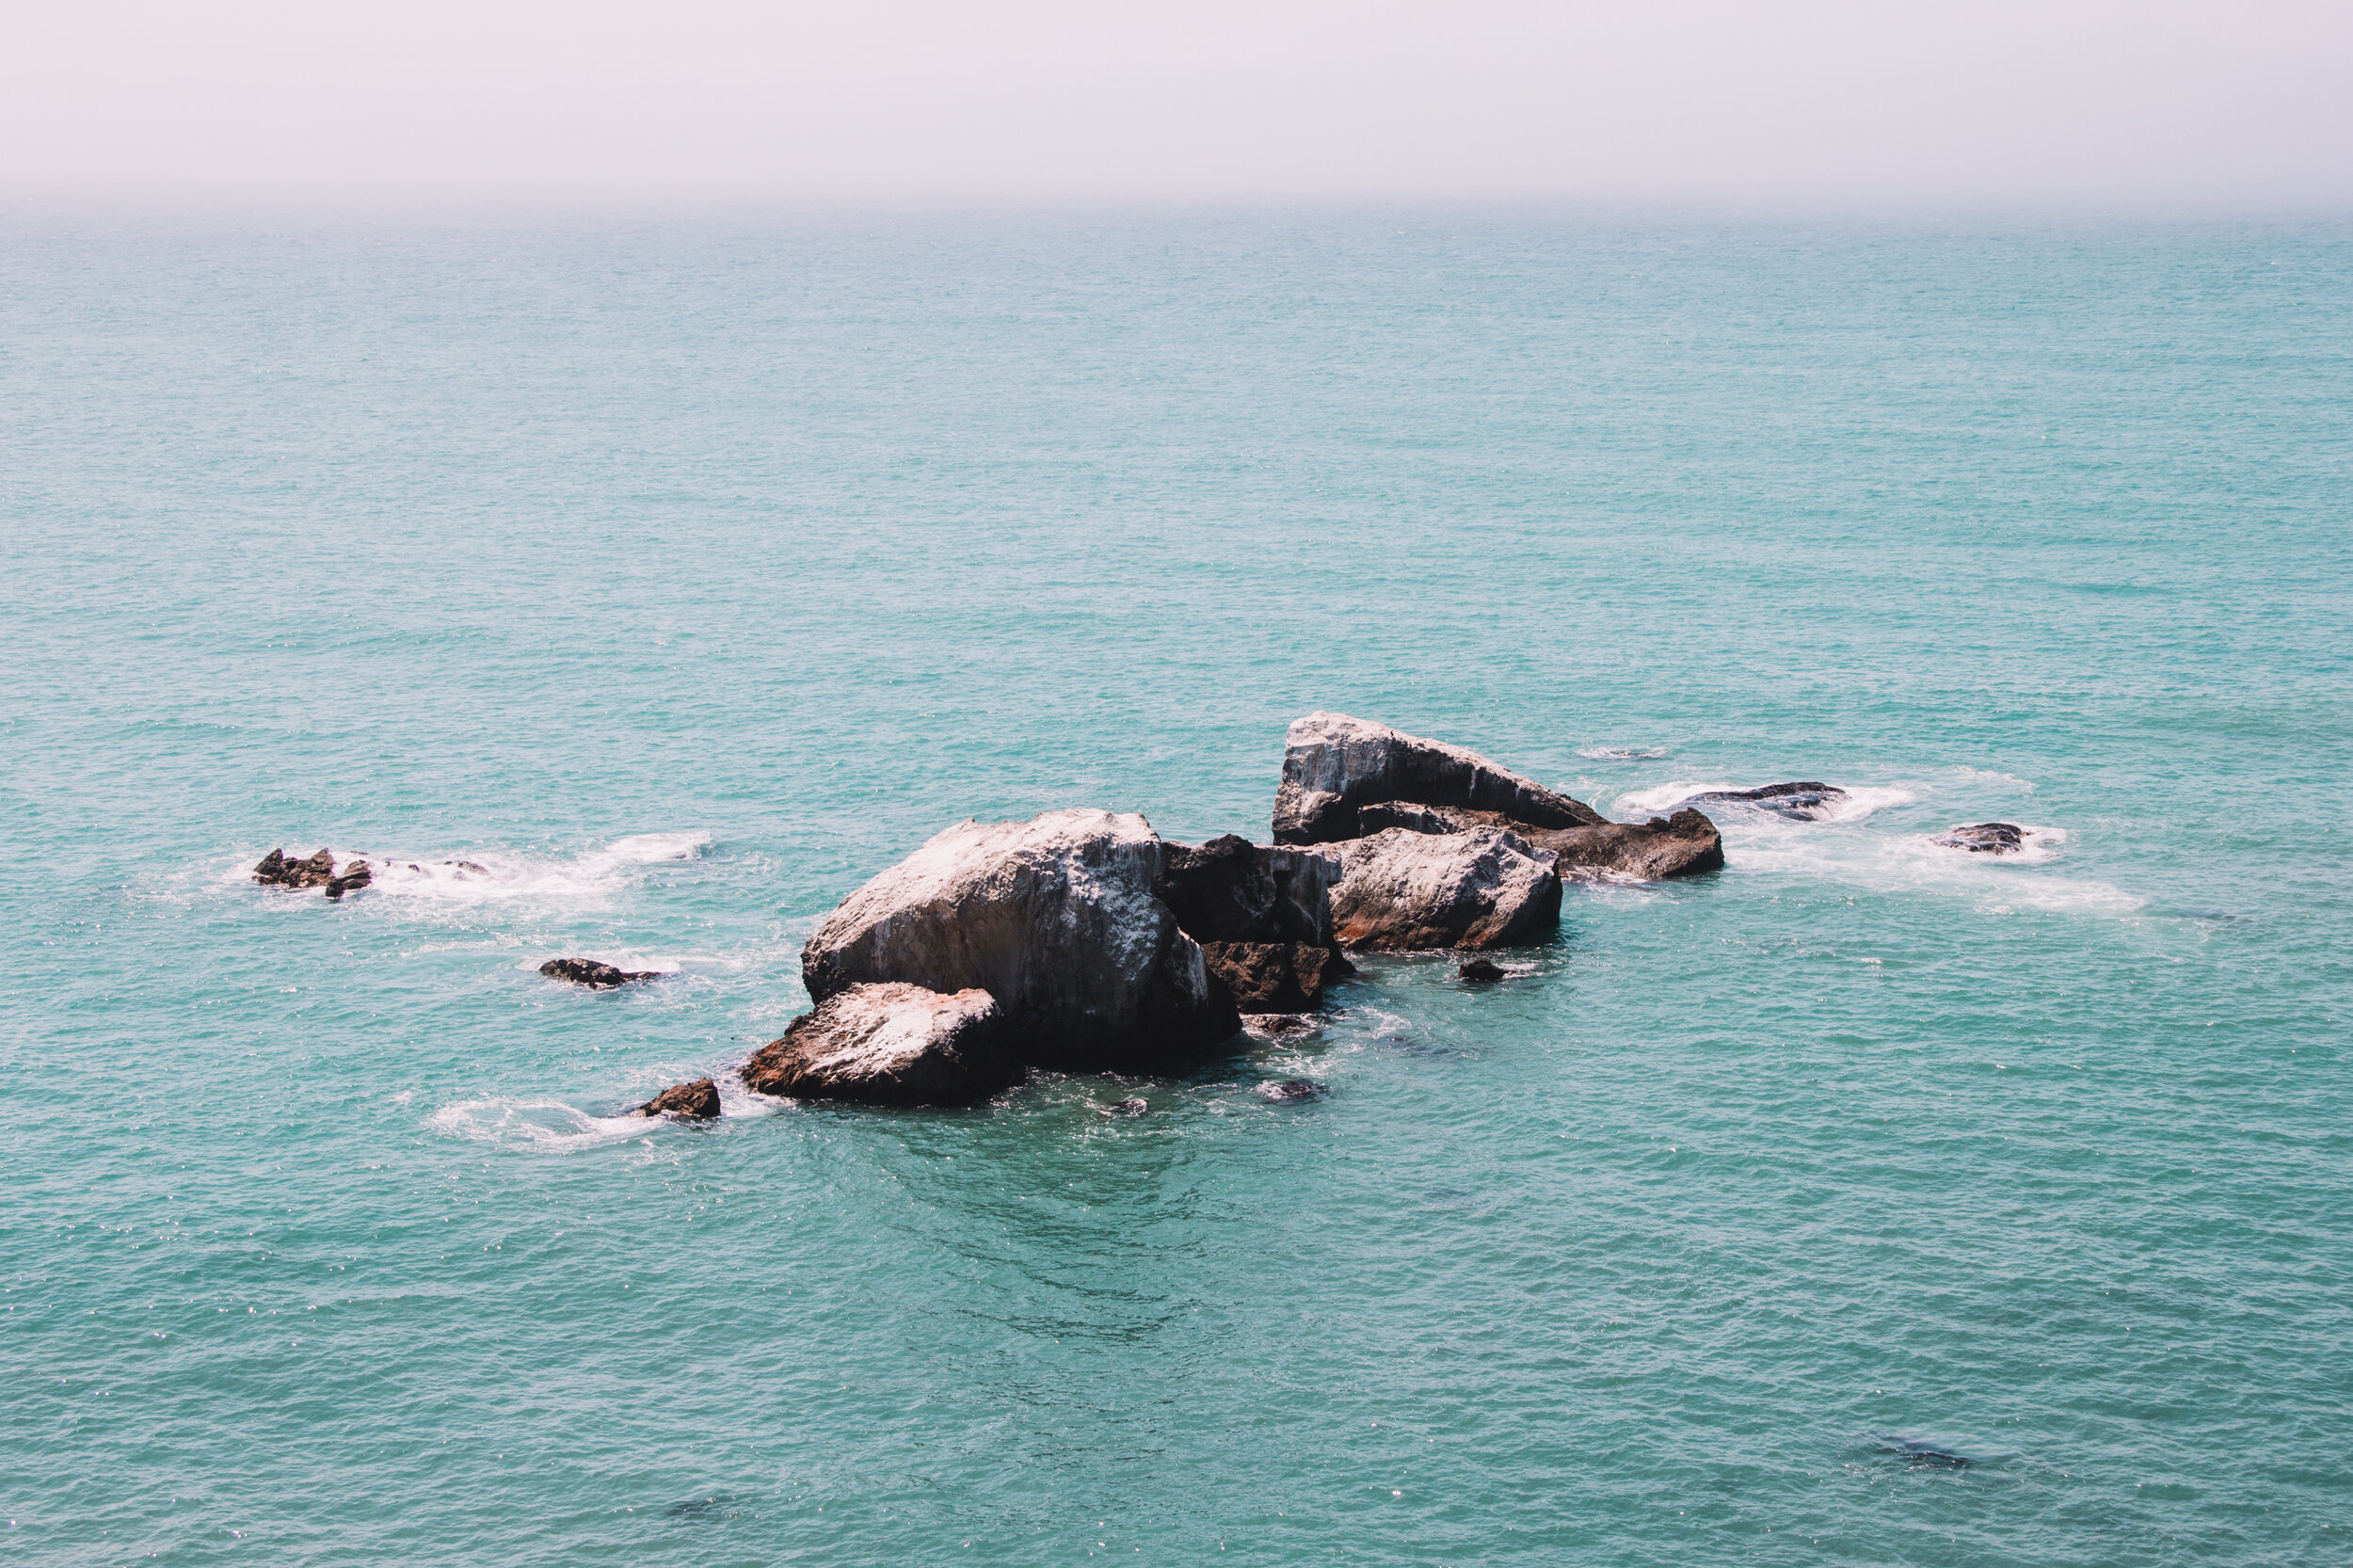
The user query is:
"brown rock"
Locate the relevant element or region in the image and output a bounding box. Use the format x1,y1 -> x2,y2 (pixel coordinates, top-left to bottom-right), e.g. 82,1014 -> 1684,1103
255,847 -> 339,890
1356,802 -> 1723,883
540,958 -> 660,988
1458,958 -> 1507,982
630,1079 -> 721,1120
1199,940 -> 1343,1012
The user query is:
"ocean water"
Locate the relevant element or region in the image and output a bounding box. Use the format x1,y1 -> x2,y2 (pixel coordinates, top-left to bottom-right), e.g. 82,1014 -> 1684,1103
4,209 -> 2349,1565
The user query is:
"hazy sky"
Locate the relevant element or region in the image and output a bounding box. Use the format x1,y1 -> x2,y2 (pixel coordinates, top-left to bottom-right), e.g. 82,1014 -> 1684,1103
6,1 -> 2349,208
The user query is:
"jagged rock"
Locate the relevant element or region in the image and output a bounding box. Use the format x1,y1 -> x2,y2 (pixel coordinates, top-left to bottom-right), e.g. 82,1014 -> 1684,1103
1273,712 -> 1605,844
540,958 -> 659,988
742,984 -> 1020,1107
1328,827 -> 1562,950
254,847 -> 338,890
1257,1079 -> 1326,1103
1155,835 -> 1341,944
1935,823 -> 2025,856
1356,802 -> 1723,882
1685,781 -> 1849,820
324,862 -> 372,901
629,1079 -> 721,1120
1246,1013 -> 1317,1036
1199,940 -> 1344,1012
1458,958 -> 1506,982
801,809 -> 1238,1072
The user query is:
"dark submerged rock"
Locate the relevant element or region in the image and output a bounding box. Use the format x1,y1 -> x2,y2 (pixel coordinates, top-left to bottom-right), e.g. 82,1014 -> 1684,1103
1457,958 -> 1507,982
630,1078 -> 721,1120
1867,1435 -> 1974,1470
1257,1079 -> 1326,1103
1934,823 -> 2026,856
1273,712 -> 1605,844
1685,781 -> 1849,820
1104,1097 -> 1149,1117
741,983 -> 1021,1108
540,958 -> 660,988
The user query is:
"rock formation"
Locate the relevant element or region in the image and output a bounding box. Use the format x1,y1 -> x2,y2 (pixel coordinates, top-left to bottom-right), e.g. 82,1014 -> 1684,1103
629,1079 -> 721,1120
1934,823 -> 2026,855
1157,834 -> 1351,1009
1355,801 -> 1723,882
800,809 -> 1239,1072
742,984 -> 1021,1107
1458,958 -> 1506,982
324,862 -> 372,901
254,847 -> 339,890
540,958 -> 660,988
1328,826 -> 1562,950
1273,712 -> 1605,844
1257,1079 -> 1326,1102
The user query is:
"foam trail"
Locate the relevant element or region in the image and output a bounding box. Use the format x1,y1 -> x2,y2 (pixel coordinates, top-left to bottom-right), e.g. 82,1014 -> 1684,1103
1613,782 -> 1914,823
1579,745 -> 1672,761
316,831 -> 711,912
425,1097 -> 652,1151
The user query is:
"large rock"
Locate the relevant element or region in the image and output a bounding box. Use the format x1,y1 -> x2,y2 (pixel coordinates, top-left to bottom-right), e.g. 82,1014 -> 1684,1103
741,984 -> 1020,1107
1155,834 -> 1340,945
1328,827 -> 1562,950
1356,802 -> 1723,882
254,847 -> 338,890
801,808 -> 1240,1072
1273,712 -> 1605,845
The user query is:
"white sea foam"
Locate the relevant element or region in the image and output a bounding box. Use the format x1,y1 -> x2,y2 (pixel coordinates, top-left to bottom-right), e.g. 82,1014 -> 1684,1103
1578,745 -> 1673,761
1722,817 -> 2133,916
425,1096 -> 654,1151
248,831 -> 712,913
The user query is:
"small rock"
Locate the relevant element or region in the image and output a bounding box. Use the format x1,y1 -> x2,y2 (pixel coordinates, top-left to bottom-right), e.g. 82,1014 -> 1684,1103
1246,1013 -> 1316,1036
741,983 -> 1021,1108
1104,1097 -> 1149,1116
1257,1079 -> 1326,1103
540,958 -> 659,988
254,847 -> 338,889
1457,958 -> 1507,982
629,1079 -> 721,1120
324,861 -> 372,901
1934,823 -> 2026,856
1686,782 -> 1849,820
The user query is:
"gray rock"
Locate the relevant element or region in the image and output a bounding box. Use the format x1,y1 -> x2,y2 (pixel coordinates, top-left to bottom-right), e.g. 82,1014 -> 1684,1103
741,984 -> 1021,1107
1683,781 -> 1849,821
800,808 -> 1240,1072
1356,801 -> 1723,882
541,958 -> 659,988
254,847 -> 339,890
1329,827 -> 1562,951
1272,712 -> 1605,845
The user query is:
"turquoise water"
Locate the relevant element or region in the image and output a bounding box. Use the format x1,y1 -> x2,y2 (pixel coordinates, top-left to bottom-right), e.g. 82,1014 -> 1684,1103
5,211 -> 2350,1565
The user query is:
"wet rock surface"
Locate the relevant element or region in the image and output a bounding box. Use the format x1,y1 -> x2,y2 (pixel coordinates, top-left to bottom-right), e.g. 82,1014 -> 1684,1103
630,1078 -> 721,1120
800,808 -> 1239,1073
1328,826 -> 1563,951
1273,712 -> 1605,844
1457,958 -> 1507,982
323,862 -> 372,901
1103,1097 -> 1149,1116
540,958 -> 660,988
742,983 -> 1020,1107
1257,1079 -> 1326,1103
1684,781 -> 1850,820
1155,834 -> 1340,945
1935,822 -> 2026,855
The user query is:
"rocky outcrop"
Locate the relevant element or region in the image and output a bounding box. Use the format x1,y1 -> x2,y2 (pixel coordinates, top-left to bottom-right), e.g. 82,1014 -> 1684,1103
1935,823 -> 2025,855
1198,940 -> 1344,1012
540,958 -> 659,988
1257,1079 -> 1326,1102
742,984 -> 1020,1107
800,809 -> 1239,1072
1273,712 -> 1605,845
1683,782 -> 1849,820
1458,958 -> 1506,982
1328,827 -> 1562,950
1356,800 -> 1724,883
1155,834 -> 1340,945
254,847 -> 339,890
324,862 -> 372,901
630,1079 -> 720,1120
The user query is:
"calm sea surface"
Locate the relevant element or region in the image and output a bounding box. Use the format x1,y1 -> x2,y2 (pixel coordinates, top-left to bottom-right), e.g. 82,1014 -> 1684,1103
4,210 -> 2349,1565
